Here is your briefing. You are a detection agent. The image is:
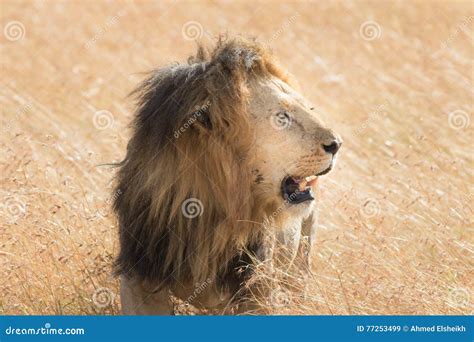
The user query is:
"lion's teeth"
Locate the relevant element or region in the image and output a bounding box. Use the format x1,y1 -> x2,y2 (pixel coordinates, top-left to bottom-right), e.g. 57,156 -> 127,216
298,180 -> 307,191
305,175 -> 317,182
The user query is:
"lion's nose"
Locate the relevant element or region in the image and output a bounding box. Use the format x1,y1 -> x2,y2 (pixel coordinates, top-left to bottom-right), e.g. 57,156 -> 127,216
322,140 -> 341,155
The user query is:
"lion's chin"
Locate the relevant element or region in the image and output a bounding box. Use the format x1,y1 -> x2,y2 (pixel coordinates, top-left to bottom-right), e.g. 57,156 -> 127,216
281,175 -> 318,204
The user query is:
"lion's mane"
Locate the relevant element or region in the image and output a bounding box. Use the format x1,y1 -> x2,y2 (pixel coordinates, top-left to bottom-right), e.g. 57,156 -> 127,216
114,38 -> 289,293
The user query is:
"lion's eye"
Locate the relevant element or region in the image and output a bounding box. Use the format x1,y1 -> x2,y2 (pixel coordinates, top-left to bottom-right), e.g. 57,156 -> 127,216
271,111 -> 293,129
277,112 -> 291,121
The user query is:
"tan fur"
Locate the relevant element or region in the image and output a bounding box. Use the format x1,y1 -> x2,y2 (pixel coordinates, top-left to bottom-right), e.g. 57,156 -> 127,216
114,37 -> 340,314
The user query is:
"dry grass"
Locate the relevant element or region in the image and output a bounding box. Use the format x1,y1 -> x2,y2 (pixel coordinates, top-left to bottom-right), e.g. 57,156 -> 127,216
1,0 -> 472,315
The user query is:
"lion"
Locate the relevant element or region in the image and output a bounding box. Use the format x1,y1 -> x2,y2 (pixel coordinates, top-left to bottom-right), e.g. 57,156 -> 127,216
113,37 -> 341,315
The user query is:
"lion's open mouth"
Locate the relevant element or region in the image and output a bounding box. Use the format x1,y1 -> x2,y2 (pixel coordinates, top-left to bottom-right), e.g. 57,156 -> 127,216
281,175 -> 318,204
281,164 -> 334,204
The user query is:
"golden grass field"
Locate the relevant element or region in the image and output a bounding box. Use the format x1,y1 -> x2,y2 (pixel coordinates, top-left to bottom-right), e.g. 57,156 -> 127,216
1,0 -> 473,315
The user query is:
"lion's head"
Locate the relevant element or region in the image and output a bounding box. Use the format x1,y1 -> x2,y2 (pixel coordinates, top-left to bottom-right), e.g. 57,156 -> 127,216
114,38 -> 341,293
248,74 -> 341,207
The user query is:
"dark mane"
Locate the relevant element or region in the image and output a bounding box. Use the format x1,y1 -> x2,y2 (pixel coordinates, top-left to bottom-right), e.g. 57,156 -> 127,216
113,37 -> 287,292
